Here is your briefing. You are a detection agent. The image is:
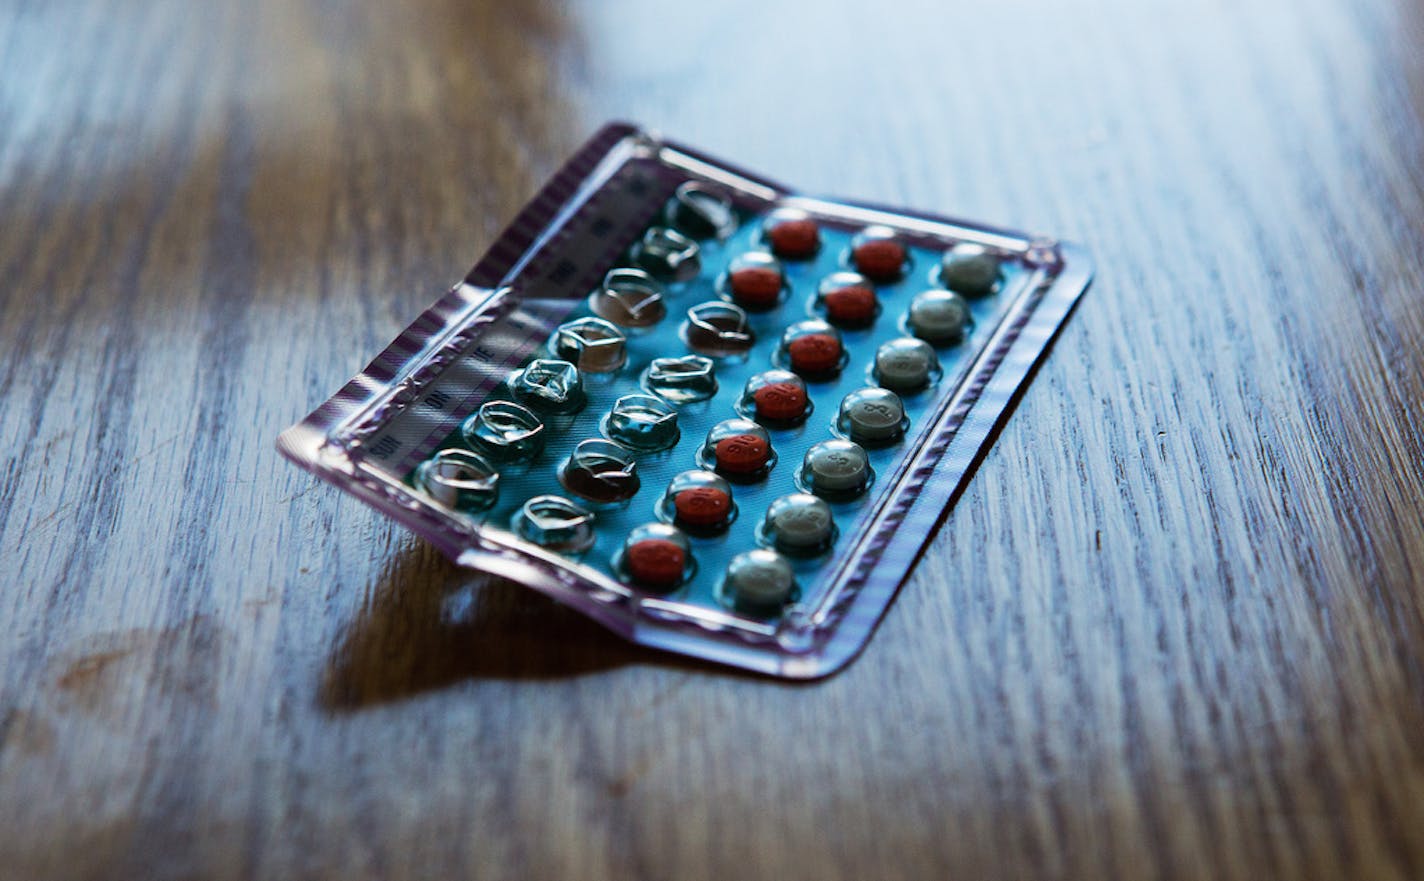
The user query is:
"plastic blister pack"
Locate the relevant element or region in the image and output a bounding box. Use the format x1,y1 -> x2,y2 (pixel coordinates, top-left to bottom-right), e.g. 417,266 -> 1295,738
277,122 -> 1093,678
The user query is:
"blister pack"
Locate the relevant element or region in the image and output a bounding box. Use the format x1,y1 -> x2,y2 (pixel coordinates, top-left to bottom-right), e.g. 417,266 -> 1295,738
277,122 -> 1092,678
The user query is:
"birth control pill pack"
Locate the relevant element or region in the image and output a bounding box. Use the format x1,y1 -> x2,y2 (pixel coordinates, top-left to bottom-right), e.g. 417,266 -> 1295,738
278,122 -> 1092,678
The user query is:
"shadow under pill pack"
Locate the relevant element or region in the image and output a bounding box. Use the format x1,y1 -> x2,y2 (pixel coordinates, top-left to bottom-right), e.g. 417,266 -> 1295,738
277,122 -> 1093,678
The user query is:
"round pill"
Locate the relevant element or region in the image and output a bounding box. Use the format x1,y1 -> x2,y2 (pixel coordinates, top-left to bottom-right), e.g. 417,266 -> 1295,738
767,217 -> 820,259
624,538 -> 686,590
753,381 -> 809,422
839,387 -> 906,443
852,237 -> 907,282
822,284 -> 877,326
764,493 -> 835,552
787,333 -> 842,375
803,439 -> 871,494
661,470 -> 736,531
715,433 -> 771,475
940,244 -> 1002,298
723,549 -> 796,613
674,486 -> 733,527
728,266 -> 783,310
874,337 -> 937,391
908,289 -> 972,345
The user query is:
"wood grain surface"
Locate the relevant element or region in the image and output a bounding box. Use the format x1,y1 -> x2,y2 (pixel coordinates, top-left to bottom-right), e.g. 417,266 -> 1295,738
3,0 -> 1424,878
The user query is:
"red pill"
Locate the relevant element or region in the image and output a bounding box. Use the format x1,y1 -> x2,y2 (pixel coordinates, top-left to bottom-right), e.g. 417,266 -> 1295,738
822,284 -> 877,326
728,266 -> 783,310
674,486 -> 733,527
753,381 -> 809,422
625,538 -> 686,589
787,333 -> 843,375
714,433 -> 771,475
767,218 -> 820,259
851,238 -> 907,282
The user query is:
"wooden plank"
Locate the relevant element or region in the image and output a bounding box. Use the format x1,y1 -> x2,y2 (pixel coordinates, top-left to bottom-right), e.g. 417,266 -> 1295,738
2,0 -> 1422,878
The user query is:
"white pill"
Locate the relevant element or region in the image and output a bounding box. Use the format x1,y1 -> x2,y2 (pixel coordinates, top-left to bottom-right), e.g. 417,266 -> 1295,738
764,493 -> 835,552
940,243 -> 1002,298
803,439 -> 871,493
839,388 -> 906,442
908,290 -> 971,345
724,549 -> 796,611
874,337 -> 937,391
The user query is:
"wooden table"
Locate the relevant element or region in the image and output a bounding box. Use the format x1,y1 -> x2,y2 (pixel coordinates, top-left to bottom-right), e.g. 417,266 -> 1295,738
4,0 -> 1423,878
